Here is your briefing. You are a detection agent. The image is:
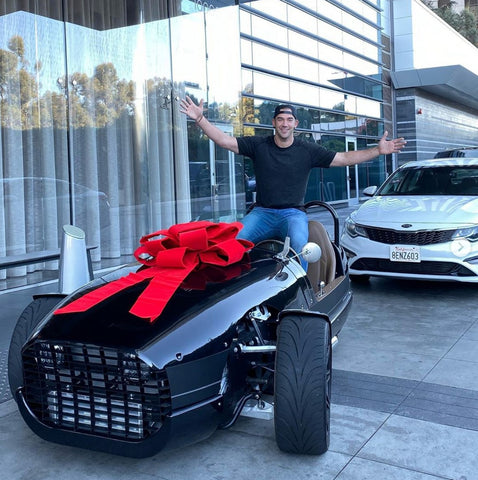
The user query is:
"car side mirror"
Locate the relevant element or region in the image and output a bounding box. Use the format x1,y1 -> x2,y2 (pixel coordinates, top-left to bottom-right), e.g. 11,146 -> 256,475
363,186 -> 377,197
276,238 -> 322,264
301,242 -> 322,263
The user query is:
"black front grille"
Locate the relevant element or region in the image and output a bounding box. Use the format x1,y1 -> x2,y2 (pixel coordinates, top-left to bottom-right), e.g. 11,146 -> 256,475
22,342 -> 171,441
363,227 -> 454,246
352,258 -> 476,277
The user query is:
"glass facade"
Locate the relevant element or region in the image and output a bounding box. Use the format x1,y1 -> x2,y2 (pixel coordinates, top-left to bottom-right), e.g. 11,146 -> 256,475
239,0 -> 386,204
0,0 -> 389,290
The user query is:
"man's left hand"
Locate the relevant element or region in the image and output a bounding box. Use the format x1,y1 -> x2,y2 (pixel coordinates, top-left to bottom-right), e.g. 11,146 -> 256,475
379,131 -> 407,155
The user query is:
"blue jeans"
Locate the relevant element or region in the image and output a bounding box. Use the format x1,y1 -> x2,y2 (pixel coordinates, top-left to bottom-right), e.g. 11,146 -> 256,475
237,207 -> 309,269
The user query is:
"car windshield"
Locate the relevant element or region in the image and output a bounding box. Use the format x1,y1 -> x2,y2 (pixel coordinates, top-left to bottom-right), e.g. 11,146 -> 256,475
378,165 -> 478,196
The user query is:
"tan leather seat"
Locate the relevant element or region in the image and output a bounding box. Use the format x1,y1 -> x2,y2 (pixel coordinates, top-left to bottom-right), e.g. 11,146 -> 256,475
306,220 -> 336,292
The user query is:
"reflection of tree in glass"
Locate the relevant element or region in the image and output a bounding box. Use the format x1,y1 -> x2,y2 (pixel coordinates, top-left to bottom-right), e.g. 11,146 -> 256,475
0,35 -> 144,130
63,63 -> 135,128
0,34 -> 246,134
0,35 -> 42,129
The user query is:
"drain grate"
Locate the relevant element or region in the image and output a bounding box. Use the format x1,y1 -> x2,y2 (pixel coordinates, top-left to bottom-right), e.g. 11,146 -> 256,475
332,369 -> 478,432
0,350 -> 11,403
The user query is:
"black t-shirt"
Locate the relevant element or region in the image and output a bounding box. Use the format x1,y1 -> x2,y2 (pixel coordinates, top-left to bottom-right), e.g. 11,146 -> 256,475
237,135 -> 335,208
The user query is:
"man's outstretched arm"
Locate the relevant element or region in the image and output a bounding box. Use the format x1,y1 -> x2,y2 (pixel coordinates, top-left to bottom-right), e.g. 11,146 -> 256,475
331,131 -> 406,167
180,96 -> 239,154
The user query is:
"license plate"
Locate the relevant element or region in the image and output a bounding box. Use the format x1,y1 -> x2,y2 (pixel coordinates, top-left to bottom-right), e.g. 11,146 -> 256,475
389,245 -> 421,263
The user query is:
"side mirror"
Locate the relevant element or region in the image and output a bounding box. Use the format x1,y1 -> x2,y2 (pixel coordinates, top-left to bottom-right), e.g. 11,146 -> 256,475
301,242 -> 322,263
275,238 -> 322,264
363,186 -> 377,197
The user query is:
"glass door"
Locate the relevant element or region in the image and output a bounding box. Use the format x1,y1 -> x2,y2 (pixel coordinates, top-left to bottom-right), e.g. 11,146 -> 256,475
346,136 -> 359,206
209,124 -> 237,222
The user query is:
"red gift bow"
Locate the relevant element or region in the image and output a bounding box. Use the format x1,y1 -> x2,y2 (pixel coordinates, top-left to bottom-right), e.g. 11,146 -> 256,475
54,221 -> 254,322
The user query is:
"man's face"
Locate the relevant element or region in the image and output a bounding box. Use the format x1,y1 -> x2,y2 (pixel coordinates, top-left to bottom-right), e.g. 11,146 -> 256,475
272,113 -> 298,140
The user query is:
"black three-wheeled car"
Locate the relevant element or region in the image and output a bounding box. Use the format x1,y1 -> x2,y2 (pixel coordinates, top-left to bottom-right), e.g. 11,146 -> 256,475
8,201 -> 352,458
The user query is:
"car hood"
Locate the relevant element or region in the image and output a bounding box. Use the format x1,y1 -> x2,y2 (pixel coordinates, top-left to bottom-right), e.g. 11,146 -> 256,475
31,249 -> 307,355
352,195 -> 478,229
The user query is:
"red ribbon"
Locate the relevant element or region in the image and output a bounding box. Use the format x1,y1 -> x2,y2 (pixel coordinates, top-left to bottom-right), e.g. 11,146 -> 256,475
54,221 -> 253,322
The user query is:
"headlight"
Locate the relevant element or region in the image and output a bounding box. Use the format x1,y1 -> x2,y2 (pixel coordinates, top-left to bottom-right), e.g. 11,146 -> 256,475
452,226 -> 478,242
344,218 -> 369,239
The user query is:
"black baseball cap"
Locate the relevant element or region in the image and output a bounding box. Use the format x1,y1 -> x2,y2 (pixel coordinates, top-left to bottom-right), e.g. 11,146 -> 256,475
273,104 -> 297,119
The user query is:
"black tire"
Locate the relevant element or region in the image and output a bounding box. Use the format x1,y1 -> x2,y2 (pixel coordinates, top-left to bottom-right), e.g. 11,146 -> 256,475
274,314 -> 331,455
8,296 -> 62,400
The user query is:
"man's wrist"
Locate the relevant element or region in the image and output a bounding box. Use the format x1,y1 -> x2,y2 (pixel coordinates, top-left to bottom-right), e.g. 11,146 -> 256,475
196,114 -> 204,124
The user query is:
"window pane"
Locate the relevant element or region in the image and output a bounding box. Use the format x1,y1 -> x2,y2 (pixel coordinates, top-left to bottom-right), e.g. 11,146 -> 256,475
252,43 -> 289,75
289,31 -> 318,57
290,81 -> 320,108
343,52 -> 379,76
317,19 -> 343,45
240,10 -> 252,35
320,88 -> 346,111
250,14 -> 288,47
286,4 -> 318,34
241,38 -> 252,65
321,135 -> 347,201
252,71 -> 290,99
317,1 -> 342,24
356,96 -> 381,118
289,55 -> 319,84
318,41 -> 343,67
0,3 -> 69,284
205,7 -> 244,220
249,0 -> 287,21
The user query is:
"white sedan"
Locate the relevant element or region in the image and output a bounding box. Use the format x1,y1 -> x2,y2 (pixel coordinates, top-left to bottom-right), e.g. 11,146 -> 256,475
341,158 -> 478,282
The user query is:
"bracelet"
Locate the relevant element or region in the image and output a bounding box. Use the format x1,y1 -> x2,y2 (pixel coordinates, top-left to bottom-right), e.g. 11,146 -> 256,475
196,114 -> 204,124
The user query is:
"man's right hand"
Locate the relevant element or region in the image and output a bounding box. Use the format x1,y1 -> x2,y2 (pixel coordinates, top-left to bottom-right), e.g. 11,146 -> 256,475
179,96 -> 204,122
179,95 -> 239,154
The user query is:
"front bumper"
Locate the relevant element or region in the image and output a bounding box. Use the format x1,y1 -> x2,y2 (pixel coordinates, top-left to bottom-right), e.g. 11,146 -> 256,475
342,236 -> 478,282
18,339 -> 226,457
16,387 -> 222,458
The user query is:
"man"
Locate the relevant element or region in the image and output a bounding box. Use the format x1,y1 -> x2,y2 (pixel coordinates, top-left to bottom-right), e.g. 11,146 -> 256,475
180,97 -> 406,265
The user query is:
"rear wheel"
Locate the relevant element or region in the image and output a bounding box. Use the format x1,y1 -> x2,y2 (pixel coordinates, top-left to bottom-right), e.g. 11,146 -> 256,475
274,314 -> 331,455
8,296 -> 62,399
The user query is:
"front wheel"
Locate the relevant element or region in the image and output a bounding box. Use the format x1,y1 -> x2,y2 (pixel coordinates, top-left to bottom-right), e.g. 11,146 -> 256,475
274,314 -> 331,455
8,296 -> 63,399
